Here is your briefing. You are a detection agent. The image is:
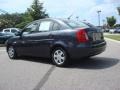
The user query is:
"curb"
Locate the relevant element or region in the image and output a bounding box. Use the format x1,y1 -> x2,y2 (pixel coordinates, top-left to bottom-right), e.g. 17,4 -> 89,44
105,37 -> 120,44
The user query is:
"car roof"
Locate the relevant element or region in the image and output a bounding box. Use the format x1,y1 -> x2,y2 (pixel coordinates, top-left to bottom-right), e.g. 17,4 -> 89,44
24,18 -> 69,28
33,18 -> 73,23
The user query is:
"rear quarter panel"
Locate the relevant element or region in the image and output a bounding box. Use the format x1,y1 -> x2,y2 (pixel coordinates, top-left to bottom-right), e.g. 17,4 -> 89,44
51,29 -> 77,49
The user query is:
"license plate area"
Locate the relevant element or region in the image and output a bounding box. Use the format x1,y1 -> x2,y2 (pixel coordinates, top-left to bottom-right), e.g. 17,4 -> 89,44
93,33 -> 102,41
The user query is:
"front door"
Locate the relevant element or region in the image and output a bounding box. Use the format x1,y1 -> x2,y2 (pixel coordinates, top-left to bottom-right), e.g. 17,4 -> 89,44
16,21 -> 40,56
16,20 -> 53,57
33,20 -> 53,57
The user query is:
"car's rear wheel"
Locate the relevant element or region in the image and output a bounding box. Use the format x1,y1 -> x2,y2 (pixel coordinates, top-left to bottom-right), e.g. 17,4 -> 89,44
8,46 -> 17,59
52,47 -> 68,67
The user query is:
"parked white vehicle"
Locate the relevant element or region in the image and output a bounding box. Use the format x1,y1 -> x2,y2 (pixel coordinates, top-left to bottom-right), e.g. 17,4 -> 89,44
2,28 -> 20,34
109,29 -> 115,34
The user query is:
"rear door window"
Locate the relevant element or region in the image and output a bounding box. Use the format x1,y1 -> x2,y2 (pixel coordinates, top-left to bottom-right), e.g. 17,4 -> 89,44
63,20 -> 89,29
52,23 -> 61,31
39,21 -> 51,32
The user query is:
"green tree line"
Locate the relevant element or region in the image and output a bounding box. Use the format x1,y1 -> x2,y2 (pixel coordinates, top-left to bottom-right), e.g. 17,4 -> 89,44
0,1 -> 119,30
0,0 -> 49,30
106,6 -> 120,28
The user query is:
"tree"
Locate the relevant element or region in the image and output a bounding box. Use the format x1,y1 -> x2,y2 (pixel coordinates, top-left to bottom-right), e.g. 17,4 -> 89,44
28,0 -> 49,20
0,19 -> 14,30
106,16 -> 116,28
0,12 -> 33,29
0,13 -> 23,28
114,24 -> 120,28
0,0 -> 49,29
15,12 -> 33,28
117,7 -> 120,15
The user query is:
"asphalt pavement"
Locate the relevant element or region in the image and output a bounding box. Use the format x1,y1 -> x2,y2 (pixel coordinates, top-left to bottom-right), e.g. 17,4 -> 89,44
0,40 -> 120,90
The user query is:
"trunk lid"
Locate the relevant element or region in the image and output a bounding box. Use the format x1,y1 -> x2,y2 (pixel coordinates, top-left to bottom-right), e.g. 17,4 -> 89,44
85,27 -> 104,44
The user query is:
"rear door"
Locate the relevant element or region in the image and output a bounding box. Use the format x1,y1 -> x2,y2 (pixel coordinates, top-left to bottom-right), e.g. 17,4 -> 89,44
34,20 -> 53,57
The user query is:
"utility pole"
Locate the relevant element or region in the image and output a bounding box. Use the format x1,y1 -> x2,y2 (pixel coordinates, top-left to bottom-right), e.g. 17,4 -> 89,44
97,10 -> 101,26
102,19 -> 105,25
102,19 -> 106,30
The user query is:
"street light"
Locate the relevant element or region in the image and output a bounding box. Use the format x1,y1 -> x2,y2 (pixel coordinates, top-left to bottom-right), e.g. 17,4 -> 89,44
97,10 -> 101,26
102,19 -> 105,25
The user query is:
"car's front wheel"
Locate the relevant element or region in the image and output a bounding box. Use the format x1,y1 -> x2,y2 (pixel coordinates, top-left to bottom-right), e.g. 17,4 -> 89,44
52,47 -> 68,67
7,46 -> 17,59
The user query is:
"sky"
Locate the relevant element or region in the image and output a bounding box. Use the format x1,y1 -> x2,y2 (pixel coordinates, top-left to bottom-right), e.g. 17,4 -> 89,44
0,0 -> 120,25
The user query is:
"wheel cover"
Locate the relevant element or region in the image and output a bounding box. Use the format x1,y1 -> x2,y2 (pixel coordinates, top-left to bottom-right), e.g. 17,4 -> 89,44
53,49 -> 66,65
8,47 -> 15,58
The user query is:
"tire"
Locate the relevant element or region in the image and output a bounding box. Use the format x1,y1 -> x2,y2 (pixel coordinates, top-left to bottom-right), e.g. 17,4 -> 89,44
52,47 -> 68,67
7,46 -> 17,59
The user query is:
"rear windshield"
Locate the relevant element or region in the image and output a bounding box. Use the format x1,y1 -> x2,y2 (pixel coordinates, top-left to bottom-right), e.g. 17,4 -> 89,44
84,23 -> 95,27
62,20 -> 89,29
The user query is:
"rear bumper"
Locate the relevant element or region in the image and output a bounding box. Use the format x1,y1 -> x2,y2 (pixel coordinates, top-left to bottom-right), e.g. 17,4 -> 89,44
68,41 -> 106,59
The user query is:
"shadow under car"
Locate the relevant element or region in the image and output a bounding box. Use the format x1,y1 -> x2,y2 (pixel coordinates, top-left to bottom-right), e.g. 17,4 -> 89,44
16,56 -> 119,69
69,57 -> 119,69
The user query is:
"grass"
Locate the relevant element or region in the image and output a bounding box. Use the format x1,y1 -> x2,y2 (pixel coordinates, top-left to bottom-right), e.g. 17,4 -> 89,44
105,34 -> 120,41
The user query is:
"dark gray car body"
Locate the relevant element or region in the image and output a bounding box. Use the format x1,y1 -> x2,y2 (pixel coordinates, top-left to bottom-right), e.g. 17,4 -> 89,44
6,18 -> 106,59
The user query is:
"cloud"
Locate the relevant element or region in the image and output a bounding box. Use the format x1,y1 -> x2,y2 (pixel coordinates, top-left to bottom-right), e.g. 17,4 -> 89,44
0,0 -> 119,25
0,0 -> 33,13
86,0 -> 120,25
43,0 -> 96,18
104,0 -> 120,3
42,0 -> 120,25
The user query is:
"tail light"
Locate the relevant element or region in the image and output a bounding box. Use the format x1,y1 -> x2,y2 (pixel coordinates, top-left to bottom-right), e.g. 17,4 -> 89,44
76,29 -> 89,43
